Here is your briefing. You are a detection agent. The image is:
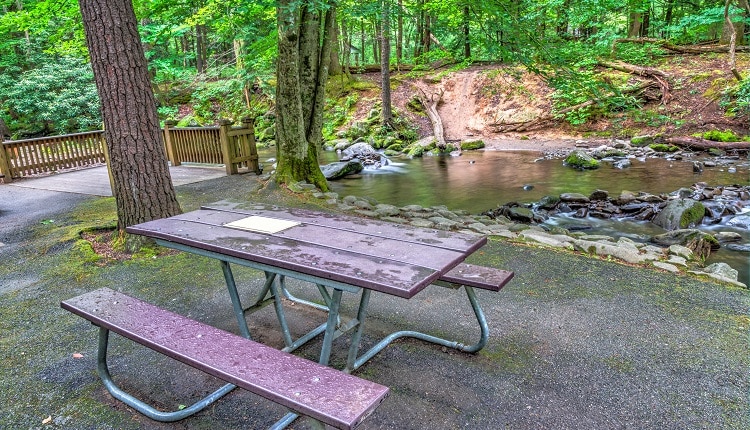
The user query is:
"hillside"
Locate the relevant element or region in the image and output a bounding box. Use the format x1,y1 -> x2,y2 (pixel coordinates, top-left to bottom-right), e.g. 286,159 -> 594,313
345,53 -> 749,149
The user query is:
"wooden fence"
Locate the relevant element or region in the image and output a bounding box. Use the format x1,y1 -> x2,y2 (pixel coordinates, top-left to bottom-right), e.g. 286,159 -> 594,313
0,118 -> 259,183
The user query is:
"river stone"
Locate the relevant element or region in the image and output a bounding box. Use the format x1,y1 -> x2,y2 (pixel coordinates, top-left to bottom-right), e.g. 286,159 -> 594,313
374,204 -> 401,217
538,195 -> 561,209
560,193 -> 590,203
653,261 -> 681,273
617,191 -> 638,204
519,231 -> 575,249
727,214 -> 750,229
613,159 -> 631,169
401,204 -> 425,212
714,232 -> 743,243
651,198 -> 705,230
572,239 -> 653,264
409,219 -> 435,228
506,206 -> 535,222
564,149 -> 600,169
650,229 -> 718,259
703,263 -> 739,281
589,190 -> 609,201
725,243 -> 750,252
666,255 -> 688,266
668,244 -> 694,260
353,199 -> 374,210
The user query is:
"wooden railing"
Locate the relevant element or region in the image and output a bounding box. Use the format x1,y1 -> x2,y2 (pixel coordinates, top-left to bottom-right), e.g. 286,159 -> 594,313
0,118 -> 260,183
0,131 -> 106,182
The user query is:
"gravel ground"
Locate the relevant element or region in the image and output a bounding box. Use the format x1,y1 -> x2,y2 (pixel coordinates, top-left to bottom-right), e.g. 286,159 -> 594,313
0,175 -> 748,430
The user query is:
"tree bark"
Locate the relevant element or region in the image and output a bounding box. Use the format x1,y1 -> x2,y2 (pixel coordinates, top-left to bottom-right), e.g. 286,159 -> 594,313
663,136 -> 750,150
381,0 -> 393,125
725,0 -> 743,81
78,0 -> 181,239
612,37 -> 750,54
274,0 -> 331,191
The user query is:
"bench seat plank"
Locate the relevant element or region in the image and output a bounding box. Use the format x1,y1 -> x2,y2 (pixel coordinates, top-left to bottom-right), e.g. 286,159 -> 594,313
61,288 -> 388,430
440,263 -> 514,291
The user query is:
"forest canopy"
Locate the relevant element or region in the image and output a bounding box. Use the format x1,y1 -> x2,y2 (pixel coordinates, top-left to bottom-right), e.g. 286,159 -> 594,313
0,0 -> 748,139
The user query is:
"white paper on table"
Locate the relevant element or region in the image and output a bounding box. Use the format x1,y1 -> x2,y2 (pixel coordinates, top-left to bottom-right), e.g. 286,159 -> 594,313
223,216 -> 300,234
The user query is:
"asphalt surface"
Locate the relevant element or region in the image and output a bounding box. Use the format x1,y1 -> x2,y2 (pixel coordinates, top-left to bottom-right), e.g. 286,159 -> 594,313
1,174 -> 748,430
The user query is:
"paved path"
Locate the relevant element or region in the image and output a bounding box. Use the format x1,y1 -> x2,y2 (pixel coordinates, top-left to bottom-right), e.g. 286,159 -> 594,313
4,164 -> 227,196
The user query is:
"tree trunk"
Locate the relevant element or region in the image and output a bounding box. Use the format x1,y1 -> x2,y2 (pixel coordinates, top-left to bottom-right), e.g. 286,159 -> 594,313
78,0 -> 181,240
397,0 -> 403,66
381,0 -> 393,125
463,6 -> 471,59
275,0 -> 331,191
195,24 -> 206,73
329,16 -> 342,76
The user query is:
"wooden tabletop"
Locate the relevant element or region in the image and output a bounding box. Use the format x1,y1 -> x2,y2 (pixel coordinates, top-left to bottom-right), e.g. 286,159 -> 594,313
126,201 -> 486,298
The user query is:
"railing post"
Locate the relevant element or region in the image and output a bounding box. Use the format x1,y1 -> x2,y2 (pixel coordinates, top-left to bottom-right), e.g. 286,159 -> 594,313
242,116 -> 261,174
0,136 -> 12,183
163,120 -> 180,166
218,119 -> 235,175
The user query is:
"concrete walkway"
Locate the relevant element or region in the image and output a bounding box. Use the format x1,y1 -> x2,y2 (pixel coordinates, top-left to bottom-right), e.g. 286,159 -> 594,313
5,164 -> 227,196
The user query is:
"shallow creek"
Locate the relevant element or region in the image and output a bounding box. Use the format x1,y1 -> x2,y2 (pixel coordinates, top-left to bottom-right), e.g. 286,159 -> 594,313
260,148 -> 750,285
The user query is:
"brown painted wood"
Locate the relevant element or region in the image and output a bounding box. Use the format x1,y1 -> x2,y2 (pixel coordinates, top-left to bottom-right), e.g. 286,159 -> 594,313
62,288 -> 388,430
127,207 -> 487,298
440,263 -> 514,291
201,202 -> 487,254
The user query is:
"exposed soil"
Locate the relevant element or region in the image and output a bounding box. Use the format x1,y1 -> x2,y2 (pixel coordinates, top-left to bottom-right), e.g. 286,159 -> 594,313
347,53 -> 749,151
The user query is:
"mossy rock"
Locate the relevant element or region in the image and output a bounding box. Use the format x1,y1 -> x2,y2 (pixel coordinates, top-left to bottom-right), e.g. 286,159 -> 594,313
701,129 -> 739,142
407,145 -> 425,157
649,143 -> 679,153
652,199 -> 706,230
383,149 -> 401,157
630,135 -> 654,146
460,140 -> 485,150
564,150 -> 600,170
707,147 -> 726,157
386,143 -> 404,152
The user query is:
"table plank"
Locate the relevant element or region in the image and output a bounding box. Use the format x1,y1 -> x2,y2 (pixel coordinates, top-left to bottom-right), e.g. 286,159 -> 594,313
171,209 -> 467,272
202,201 -> 486,253
127,217 -> 444,298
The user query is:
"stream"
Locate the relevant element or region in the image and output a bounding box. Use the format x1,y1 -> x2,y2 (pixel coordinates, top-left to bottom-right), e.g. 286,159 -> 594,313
259,147 -> 750,286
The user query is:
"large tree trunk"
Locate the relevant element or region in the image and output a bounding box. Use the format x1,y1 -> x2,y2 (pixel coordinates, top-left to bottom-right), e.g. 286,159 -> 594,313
78,0 -> 181,242
275,0 -> 332,191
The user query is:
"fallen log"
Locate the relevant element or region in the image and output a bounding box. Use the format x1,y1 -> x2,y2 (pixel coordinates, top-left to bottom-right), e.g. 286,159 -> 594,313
663,136 -> 750,151
611,37 -> 750,54
597,60 -> 672,104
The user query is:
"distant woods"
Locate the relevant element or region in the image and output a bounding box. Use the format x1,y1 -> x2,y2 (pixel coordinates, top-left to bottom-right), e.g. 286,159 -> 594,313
1,0 -> 749,138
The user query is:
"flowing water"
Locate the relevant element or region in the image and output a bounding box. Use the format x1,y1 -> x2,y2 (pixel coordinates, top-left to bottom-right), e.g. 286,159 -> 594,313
259,148 -> 750,285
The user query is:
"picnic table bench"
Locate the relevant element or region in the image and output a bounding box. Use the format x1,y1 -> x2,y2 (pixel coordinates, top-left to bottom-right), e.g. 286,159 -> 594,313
62,287 -> 388,430
125,202 -> 514,370
63,201 -> 513,427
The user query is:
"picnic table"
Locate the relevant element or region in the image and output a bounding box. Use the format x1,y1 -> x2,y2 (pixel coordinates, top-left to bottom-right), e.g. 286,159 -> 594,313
126,201 -> 510,368
62,201 -> 512,427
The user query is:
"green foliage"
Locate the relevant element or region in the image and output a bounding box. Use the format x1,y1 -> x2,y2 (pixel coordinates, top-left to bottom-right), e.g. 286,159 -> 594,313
720,77 -> 750,118
700,129 -> 740,142
649,143 -> 679,153
0,57 -> 100,137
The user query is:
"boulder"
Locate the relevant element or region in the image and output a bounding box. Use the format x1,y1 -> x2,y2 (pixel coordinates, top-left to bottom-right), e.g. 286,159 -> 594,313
651,199 -> 705,230
321,160 -> 363,180
650,229 -> 718,259
702,263 -> 739,282
564,149 -> 600,170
